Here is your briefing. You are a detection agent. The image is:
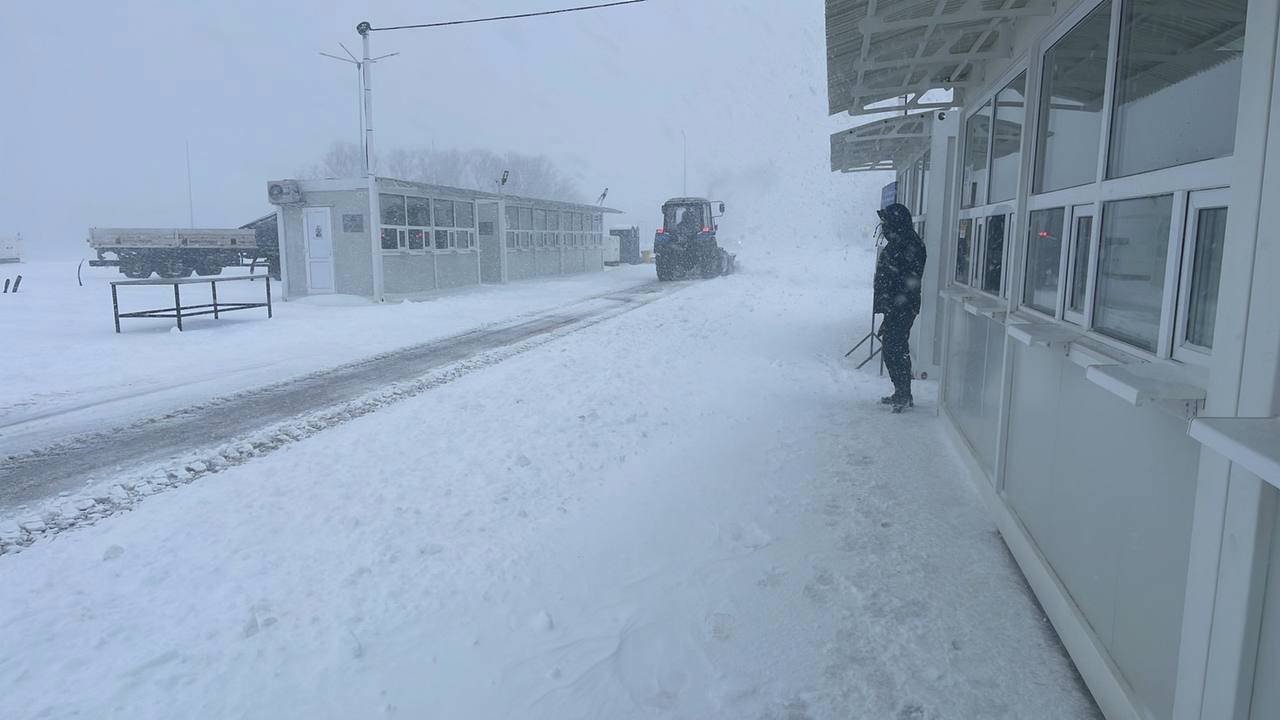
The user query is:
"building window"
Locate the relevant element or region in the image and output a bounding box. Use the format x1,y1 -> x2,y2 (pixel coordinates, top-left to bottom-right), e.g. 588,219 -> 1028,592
433,200 -> 454,229
1094,194 -> 1174,352
1024,208 -> 1066,314
456,201 -> 475,231
1034,2 -> 1112,193
380,228 -> 401,251
380,194 -> 406,226
407,228 -> 425,251
406,196 -> 431,227
955,219 -> 972,284
434,229 -> 449,251
1182,205 -> 1228,351
982,213 -> 1006,295
1068,214 -> 1093,316
1108,0 -> 1246,178
962,100 -> 992,208
989,73 -> 1026,203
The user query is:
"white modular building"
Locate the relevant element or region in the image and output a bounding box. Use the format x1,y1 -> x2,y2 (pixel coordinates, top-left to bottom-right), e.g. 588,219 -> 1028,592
828,2 -> 1279,719
267,177 -> 618,301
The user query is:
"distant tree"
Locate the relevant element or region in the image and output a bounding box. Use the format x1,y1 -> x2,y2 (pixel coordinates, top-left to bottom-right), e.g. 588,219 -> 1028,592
304,142 -> 582,202
301,141 -> 367,179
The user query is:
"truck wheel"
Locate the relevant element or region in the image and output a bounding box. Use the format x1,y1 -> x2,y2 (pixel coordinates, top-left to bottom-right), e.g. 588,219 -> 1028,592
121,263 -> 150,279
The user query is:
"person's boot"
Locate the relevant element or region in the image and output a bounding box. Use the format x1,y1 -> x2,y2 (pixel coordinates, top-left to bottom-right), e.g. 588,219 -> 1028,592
880,394 -> 900,405
890,394 -> 914,413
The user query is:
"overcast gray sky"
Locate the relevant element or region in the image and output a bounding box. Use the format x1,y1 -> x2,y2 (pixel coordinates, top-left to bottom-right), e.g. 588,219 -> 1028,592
2,1 -> 886,259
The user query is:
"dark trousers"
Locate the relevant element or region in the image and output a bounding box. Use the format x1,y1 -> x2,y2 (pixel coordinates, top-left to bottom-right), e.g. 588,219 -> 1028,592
880,309 -> 917,398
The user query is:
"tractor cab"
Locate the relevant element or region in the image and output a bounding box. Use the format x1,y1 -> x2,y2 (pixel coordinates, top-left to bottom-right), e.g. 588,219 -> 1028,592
654,198 -> 733,280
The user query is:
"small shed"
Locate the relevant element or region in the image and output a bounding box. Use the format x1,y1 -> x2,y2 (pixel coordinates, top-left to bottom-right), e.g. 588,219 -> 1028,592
609,226 -> 642,265
0,234 -> 23,264
267,177 -> 620,301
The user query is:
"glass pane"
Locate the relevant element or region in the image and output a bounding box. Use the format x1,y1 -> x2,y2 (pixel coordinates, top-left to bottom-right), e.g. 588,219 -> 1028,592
379,194 -> 406,226
534,209 -> 547,231
407,228 -> 425,250
506,206 -> 519,229
1035,2 -> 1112,193
1094,195 -> 1174,351
1109,0 -> 1246,178
1024,208 -> 1066,313
1069,216 -> 1093,313
507,231 -> 516,249
456,201 -> 474,229
955,219 -> 972,284
990,73 -> 1027,203
406,196 -> 430,227
962,101 -> 992,208
548,211 -> 560,231
380,227 -> 399,251
1185,207 -> 1228,349
520,207 -> 533,231
433,199 -> 454,228
434,229 -> 449,250
983,214 -> 1005,294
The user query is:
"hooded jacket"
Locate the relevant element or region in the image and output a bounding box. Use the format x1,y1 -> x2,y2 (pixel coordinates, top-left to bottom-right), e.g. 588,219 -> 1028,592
873,204 -> 927,315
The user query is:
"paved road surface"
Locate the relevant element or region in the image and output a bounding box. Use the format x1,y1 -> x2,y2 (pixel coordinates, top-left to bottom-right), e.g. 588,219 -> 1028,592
0,282 -> 677,512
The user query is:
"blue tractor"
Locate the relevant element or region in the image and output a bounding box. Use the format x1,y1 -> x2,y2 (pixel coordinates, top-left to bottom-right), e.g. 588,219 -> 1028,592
654,197 -> 734,281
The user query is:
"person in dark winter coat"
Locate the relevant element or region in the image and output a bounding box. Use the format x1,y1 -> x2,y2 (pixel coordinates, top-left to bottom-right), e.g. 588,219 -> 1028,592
872,203 -> 927,412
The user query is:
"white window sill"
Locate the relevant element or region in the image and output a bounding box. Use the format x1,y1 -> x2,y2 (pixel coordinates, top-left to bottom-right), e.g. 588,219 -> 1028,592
1084,361 -> 1208,416
962,294 -> 1007,320
1188,416 -> 1280,490
1066,337 -> 1141,369
940,286 -> 976,302
1008,321 -> 1082,349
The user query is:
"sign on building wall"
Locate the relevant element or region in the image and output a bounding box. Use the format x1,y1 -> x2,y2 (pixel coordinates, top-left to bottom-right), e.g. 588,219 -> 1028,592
880,180 -> 901,208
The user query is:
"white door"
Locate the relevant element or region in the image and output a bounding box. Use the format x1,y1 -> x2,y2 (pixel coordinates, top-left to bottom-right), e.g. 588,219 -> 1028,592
303,207 -> 334,293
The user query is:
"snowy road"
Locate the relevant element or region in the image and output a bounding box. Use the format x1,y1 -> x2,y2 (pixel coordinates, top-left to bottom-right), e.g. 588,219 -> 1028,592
0,281 -> 679,514
0,251 -> 1100,719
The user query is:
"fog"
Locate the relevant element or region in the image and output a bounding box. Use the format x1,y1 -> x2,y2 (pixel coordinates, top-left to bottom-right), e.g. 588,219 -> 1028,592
2,0 -> 887,261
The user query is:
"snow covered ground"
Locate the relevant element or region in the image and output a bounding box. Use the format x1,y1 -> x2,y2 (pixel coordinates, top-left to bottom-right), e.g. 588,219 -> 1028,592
0,261 -> 655,454
0,248 -> 1099,719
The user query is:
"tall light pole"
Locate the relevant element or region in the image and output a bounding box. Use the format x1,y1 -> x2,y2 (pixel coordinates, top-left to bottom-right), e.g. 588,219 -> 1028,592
321,35 -> 398,302
356,22 -> 384,302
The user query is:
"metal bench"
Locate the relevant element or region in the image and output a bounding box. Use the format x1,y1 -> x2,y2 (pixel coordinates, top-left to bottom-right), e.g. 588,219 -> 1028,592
110,274 -> 272,333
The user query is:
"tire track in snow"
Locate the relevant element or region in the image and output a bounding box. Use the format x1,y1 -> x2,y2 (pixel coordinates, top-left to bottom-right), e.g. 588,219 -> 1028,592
0,281 -> 687,555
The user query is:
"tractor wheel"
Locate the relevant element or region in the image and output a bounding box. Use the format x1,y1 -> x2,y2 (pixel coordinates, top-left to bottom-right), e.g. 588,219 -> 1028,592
656,255 -> 679,281
700,251 -> 721,279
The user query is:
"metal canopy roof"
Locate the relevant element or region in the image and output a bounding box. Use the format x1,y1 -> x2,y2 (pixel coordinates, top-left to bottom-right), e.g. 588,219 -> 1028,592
826,0 -> 1053,116
831,112 -> 934,172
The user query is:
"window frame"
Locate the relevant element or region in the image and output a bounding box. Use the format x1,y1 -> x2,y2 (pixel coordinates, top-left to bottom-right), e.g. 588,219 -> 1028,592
1063,203 -> 1099,327
1172,187 -> 1231,365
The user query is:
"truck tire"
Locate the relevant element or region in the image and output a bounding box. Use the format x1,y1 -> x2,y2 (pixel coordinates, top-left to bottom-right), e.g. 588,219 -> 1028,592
121,263 -> 151,279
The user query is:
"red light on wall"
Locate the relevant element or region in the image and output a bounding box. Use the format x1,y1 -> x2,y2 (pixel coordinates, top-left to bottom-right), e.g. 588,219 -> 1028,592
702,227 -> 711,233
1038,231 -> 1050,237
656,228 -> 665,234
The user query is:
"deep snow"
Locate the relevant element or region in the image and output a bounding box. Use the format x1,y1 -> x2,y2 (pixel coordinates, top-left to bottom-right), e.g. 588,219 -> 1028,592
0,248 -> 1098,719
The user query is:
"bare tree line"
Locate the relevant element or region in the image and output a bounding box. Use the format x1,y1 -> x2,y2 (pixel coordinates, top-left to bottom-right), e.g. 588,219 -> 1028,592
301,141 -> 583,202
